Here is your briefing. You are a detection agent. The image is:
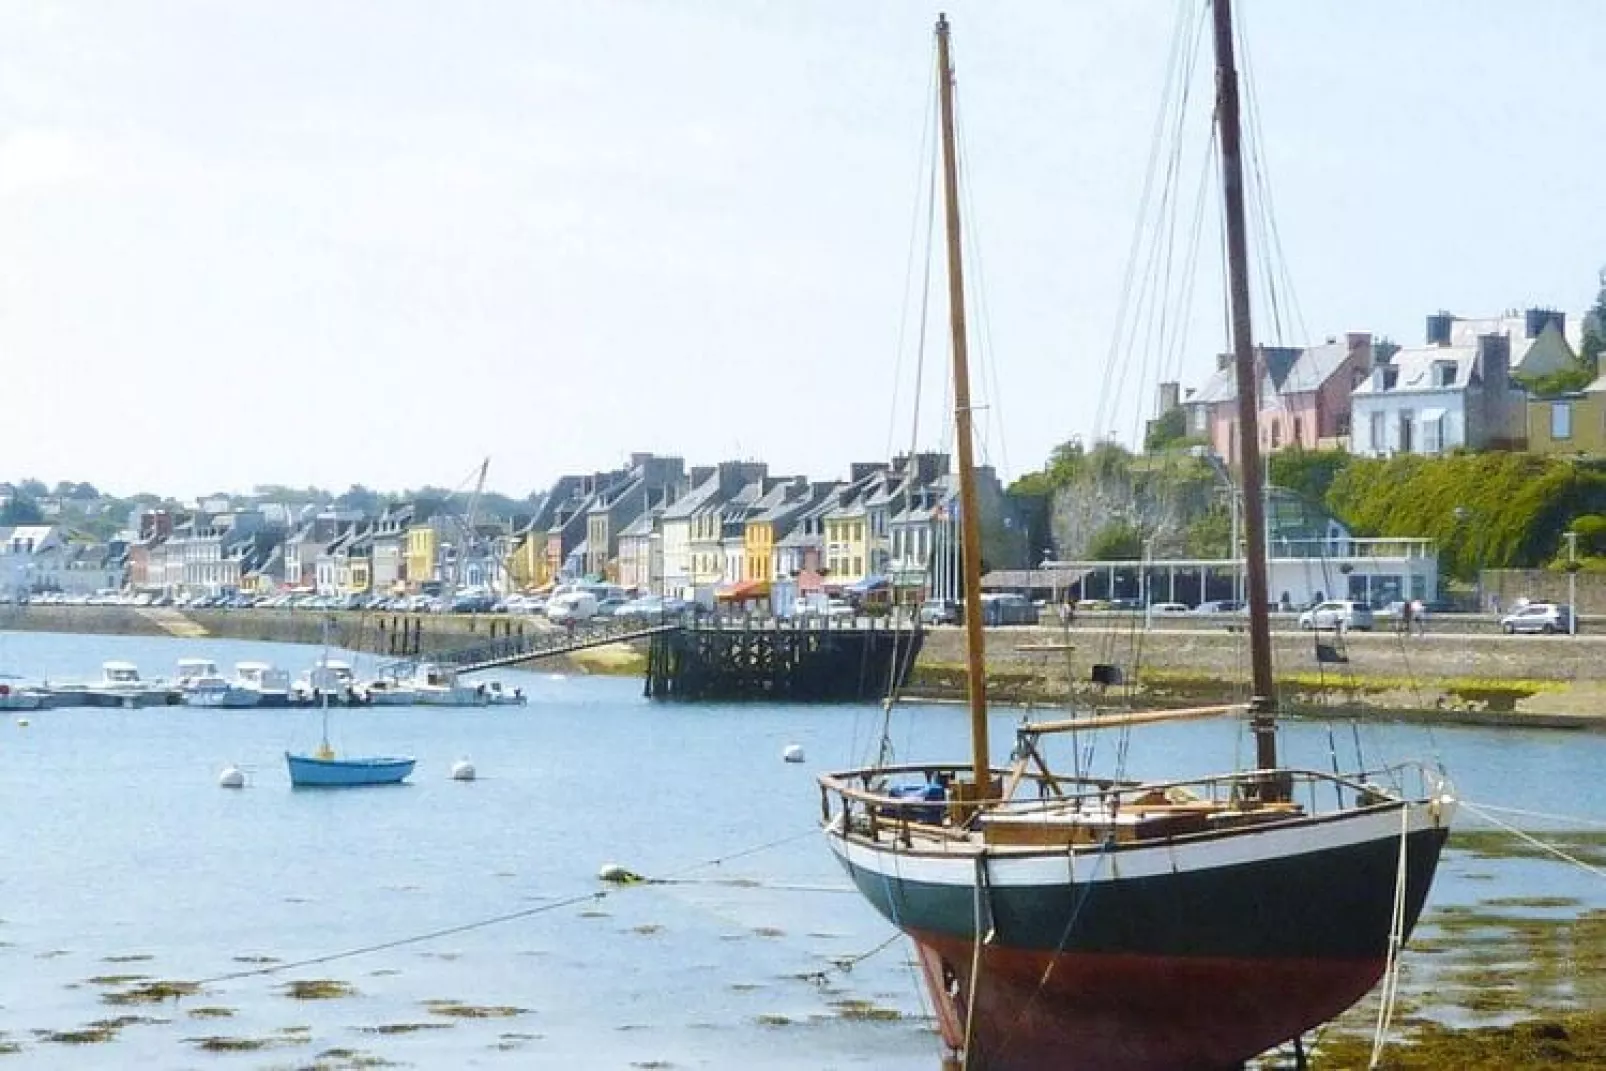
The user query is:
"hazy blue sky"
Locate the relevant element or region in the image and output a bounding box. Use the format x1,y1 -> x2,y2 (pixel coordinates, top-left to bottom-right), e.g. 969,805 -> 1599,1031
1,2 -> 1600,499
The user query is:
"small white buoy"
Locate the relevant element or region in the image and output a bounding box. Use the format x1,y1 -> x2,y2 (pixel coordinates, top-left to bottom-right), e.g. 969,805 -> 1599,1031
783,743 -> 806,764
450,759 -> 477,781
598,863 -> 644,884
218,765 -> 246,789
16,716 -> 30,728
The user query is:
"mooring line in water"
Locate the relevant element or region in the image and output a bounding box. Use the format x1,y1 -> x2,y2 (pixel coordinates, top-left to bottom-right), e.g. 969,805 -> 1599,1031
1461,801 -> 1606,880
1461,799 -> 1606,829
191,827 -> 828,989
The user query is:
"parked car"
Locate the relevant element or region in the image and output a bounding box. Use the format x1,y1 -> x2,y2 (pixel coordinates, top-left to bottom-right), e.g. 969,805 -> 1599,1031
1499,603 -> 1575,635
547,591 -> 599,624
1297,600 -> 1375,632
1148,602 -> 1190,615
918,598 -> 959,625
1193,599 -> 1244,614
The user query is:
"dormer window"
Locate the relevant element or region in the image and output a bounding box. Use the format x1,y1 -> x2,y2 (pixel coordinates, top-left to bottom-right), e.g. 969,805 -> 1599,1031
1433,361 -> 1456,388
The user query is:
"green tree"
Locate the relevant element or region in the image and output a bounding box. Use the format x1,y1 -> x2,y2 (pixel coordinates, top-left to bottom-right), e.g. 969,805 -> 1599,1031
1582,269 -> 1606,375
1268,449 -> 1353,504
0,497 -> 44,525
1571,513 -> 1606,556
1183,507 -> 1231,558
1144,406 -> 1187,452
1087,519 -> 1144,560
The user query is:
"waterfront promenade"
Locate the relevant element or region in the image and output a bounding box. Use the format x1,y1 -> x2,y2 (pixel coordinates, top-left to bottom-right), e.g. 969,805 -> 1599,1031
4,604 -> 1604,725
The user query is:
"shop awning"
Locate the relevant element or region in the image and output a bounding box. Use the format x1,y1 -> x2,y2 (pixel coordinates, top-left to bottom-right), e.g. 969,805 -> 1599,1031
716,579 -> 771,601
846,575 -> 890,594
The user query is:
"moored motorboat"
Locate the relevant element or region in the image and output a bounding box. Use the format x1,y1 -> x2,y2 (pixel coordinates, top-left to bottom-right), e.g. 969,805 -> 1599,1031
176,658 -> 259,709
233,661 -> 295,707
44,661 -> 180,708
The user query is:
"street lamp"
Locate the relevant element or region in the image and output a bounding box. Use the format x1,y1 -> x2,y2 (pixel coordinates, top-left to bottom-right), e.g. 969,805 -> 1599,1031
1565,530 -> 1579,636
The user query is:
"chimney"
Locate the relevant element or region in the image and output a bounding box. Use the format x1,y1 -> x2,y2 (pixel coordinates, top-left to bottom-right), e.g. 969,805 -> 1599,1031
1156,381 -> 1181,414
1524,307 -> 1564,340
1426,312 -> 1455,346
1346,331 -> 1374,371
1476,333 -> 1511,385
1216,352 -> 1232,372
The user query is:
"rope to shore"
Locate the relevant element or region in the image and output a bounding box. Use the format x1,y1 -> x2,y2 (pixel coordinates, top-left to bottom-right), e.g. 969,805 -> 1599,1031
190,827 -> 825,989
1460,800 -> 1606,881
1460,799 -> 1606,829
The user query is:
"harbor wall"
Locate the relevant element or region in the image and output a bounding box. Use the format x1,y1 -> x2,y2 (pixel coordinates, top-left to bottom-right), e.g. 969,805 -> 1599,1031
4,606 -> 1604,723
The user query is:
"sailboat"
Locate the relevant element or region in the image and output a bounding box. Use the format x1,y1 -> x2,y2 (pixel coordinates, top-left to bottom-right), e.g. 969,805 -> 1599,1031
285,617 -> 415,788
817,10 -> 1455,1070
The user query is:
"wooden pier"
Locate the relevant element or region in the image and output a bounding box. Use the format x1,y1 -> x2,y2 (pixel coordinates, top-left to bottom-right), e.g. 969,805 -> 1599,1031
644,619 -> 924,702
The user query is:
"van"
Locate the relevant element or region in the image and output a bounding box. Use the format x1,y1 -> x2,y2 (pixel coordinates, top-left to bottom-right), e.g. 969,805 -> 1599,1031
547,591 -> 599,624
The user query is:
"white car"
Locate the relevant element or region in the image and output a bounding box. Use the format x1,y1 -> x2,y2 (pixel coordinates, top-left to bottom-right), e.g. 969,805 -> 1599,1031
1297,600 -> 1374,632
1500,603 -> 1575,635
1148,602 -> 1190,615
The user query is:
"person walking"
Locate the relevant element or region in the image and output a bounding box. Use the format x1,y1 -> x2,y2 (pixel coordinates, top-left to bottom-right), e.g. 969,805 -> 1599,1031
1411,597 -> 1427,636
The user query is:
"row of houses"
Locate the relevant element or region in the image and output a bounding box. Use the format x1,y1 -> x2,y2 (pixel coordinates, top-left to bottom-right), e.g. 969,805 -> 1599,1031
502,451 -> 1013,603
1177,303 -> 1603,460
2,452 -> 1021,602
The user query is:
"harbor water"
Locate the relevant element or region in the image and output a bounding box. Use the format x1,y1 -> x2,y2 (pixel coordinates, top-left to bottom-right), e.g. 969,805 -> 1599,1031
0,630 -> 1602,1068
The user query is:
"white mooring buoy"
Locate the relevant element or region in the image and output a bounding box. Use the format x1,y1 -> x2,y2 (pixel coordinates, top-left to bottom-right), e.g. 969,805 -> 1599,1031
598,863 -> 644,884
782,743 -> 806,764
16,716 -> 30,728
218,765 -> 246,789
450,759 -> 477,781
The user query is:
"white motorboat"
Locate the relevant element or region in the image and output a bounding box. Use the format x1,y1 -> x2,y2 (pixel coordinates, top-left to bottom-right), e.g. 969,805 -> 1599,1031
295,658 -> 359,705
176,658 -> 259,709
233,661 -> 295,707
46,661 -> 179,708
358,677 -> 419,706
409,663 -> 489,706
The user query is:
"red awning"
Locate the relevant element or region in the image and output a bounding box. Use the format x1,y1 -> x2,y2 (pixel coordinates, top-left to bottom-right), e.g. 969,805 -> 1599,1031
716,579 -> 771,601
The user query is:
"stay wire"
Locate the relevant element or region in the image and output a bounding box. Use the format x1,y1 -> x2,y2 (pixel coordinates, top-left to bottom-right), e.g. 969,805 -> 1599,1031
188,828 -> 824,990
1093,0 -> 1200,443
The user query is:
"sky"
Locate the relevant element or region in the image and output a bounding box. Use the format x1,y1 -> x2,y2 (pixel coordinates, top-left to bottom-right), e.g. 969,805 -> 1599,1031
0,1 -> 1601,501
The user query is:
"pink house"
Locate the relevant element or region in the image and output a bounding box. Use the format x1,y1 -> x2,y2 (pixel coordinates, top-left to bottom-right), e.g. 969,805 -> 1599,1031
1182,333 -> 1373,461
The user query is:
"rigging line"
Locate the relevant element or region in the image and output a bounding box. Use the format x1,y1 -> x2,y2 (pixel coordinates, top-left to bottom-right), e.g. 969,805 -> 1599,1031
1237,6 -> 1309,348
1460,800 -> 1606,829
1158,120 -> 1219,392
1459,802 -> 1606,880
1092,0 -> 1199,443
880,65 -> 942,734
190,827 -> 826,989
1367,804 -> 1412,1070
1120,16 -> 1206,448
885,45 -> 942,465
950,90 -> 1011,482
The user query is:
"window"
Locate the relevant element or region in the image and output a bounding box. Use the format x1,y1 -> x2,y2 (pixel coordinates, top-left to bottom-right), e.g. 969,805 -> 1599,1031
1369,411 -> 1384,451
1423,413 -> 1443,454
1552,402 -> 1573,440
1293,417 -> 1303,444
1434,362 -> 1457,388
1270,421 -> 1282,448
1398,410 -> 1415,453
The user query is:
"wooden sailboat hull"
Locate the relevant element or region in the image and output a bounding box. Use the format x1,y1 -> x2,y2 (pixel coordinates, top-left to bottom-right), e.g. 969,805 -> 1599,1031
285,752 -> 416,788
827,800 -> 1450,1069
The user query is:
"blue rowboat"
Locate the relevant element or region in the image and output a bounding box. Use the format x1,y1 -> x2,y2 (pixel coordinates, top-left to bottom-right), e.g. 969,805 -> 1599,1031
285,751 -> 415,788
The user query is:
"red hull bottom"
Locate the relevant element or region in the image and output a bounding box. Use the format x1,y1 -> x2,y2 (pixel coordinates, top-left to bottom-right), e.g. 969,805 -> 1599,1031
912,931 -> 1384,1070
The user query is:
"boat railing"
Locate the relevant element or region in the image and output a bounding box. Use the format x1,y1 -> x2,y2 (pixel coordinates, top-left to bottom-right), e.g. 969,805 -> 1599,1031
819,760 -> 1448,841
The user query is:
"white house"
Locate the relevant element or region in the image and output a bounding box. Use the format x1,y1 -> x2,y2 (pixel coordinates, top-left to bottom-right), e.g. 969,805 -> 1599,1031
1350,331 -> 1523,457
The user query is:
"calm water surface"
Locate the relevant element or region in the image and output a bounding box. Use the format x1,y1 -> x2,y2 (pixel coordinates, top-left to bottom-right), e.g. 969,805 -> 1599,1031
0,630 -> 1601,1068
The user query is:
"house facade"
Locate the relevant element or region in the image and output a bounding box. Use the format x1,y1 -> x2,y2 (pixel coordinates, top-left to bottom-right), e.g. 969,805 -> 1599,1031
1350,329 -> 1522,457
1527,374 -> 1606,455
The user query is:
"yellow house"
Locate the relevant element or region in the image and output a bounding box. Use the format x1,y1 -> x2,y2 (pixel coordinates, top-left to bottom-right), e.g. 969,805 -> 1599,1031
1528,381 -> 1606,455
507,527 -> 549,591
824,510 -> 868,583
406,525 -> 438,591
744,519 -> 774,583
344,557 -> 372,596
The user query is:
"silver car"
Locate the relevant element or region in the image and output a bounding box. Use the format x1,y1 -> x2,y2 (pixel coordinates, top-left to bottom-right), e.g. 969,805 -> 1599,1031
1499,603 -> 1575,635
1297,600 -> 1374,631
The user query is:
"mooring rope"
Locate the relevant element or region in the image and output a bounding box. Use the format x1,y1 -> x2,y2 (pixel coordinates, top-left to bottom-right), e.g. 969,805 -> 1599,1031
1367,804 -> 1412,1069
1460,800 -> 1606,880
191,827 -> 825,988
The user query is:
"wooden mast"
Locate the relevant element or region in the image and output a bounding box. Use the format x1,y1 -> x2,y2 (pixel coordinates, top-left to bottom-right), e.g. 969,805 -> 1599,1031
1211,0 -> 1280,783
935,13 -> 992,797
